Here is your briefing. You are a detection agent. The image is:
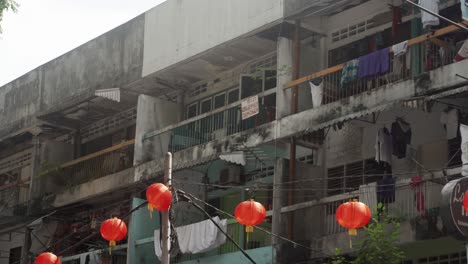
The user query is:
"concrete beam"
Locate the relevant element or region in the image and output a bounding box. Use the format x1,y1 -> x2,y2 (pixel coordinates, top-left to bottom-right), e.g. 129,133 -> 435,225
53,167 -> 135,207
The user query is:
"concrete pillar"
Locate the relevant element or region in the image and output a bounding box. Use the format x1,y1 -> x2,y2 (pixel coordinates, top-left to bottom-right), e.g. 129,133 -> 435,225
276,37 -> 294,119
133,95 -> 180,165
272,158 -> 287,264
28,136 -> 41,202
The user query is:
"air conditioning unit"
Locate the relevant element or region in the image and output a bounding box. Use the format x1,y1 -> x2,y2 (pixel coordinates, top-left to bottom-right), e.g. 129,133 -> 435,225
219,165 -> 242,185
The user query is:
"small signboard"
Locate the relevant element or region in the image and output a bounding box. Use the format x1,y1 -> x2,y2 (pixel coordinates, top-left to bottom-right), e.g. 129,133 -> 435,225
241,95 -> 259,120
441,177 -> 468,239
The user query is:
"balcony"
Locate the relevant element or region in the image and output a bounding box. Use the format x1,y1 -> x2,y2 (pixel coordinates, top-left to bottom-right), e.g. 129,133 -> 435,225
281,172 -> 451,255
39,139 -> 134,191
285,23 -> 468,111
143,90 -> 276,153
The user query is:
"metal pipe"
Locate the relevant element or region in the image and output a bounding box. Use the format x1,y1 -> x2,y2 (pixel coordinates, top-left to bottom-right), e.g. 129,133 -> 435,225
288,19 -> 301,241
161,152 -> 172,264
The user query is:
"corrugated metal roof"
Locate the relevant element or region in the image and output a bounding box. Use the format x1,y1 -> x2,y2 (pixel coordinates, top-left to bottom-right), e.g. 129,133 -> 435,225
425,86 -> 468,101
306,101 -> 400,133
95,88 -> 121,102
219,151 -> 246,166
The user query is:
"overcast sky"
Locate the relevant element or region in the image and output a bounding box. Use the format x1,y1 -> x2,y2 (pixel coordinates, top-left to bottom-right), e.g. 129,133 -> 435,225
0,0 -> 166,86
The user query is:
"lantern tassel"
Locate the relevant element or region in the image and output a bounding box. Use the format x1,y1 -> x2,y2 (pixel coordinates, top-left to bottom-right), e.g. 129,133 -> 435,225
148,203 -> 154,219
348,229 -> 357,248
109,240 -> 116,254
246,226 -> 253,244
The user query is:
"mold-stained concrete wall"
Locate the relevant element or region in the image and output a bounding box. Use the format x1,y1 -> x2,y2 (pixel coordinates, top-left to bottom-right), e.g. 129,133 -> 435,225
0,15 -> 145,139
142,0 -> 284,77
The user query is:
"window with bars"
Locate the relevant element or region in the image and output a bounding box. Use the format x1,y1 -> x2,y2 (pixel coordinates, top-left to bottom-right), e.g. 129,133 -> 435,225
327,159 -> 386,195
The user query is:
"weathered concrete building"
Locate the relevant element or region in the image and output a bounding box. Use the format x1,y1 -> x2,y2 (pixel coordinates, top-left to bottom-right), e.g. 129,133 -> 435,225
1,0 -> 468,263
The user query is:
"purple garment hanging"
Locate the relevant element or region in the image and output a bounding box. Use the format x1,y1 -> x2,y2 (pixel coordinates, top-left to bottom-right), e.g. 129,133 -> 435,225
358,48 -> 390,78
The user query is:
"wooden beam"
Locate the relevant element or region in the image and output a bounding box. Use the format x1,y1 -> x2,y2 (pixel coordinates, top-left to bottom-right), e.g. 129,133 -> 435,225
60,139 -> 135,169
429,38 -> 449,48
0,178 -> 30,192
284,22 -> 468,89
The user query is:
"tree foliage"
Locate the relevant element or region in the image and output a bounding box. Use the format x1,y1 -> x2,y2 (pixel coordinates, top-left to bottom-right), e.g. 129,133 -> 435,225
328,207 -> 405,264
0,0 -> 18,33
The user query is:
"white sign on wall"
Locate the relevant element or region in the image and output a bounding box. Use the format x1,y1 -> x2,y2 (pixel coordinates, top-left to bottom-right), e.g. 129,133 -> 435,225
241,95 -> 259,120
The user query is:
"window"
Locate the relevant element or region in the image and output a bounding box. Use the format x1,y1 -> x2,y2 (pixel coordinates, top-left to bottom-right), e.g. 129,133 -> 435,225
327,159 -> 386,195
191,83 -> 208,97
213,93 -> 226,130
200,98 -> 212,114
240,75 -> 262,99
228,89 -> 239,104
187,103 -> 198,119
263,70 -> 277,91
9,247 -> 21,264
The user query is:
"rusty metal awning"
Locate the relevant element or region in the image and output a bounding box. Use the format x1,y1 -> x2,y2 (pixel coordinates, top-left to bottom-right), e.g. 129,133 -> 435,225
425,85 -> 468,101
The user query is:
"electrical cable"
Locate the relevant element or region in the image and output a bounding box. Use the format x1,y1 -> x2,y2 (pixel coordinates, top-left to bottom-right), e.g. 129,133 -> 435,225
177,190 -> 257,264
179,190 -> 335,260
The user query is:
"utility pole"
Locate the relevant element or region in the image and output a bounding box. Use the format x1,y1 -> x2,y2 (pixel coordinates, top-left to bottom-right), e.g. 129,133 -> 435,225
161,152 -> 172,264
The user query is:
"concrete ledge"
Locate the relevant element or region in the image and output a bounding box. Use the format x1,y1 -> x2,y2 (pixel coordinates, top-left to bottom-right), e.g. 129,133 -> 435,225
53,167 -> 135,207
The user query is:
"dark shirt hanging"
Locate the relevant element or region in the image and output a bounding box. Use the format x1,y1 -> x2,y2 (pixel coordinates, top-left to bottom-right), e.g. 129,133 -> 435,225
377,175 -> 396,204
391,120 -> 412,159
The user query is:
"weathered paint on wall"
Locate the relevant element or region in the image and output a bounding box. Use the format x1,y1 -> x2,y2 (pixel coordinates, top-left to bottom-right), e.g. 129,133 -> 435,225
135,59 -> 468,181
142,0 -> 284,77
134,95 -> 180,165
128,197 -> 160,264
0,15 -> 145,139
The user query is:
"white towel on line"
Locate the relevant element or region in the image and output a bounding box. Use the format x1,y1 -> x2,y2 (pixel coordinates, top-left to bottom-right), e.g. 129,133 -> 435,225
154,217 -> 227,259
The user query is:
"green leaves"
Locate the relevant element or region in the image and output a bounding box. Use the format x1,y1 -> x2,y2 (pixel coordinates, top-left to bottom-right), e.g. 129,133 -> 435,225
0,0 -> 19,33
327,211 -> 405,264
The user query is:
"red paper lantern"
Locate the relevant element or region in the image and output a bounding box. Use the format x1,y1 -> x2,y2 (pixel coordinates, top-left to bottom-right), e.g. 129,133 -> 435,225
336,200 -> 371,236
234,200 -> 266,233
35,252 -> 61,264
146,183 -> 172,217
100,218 -> 127,250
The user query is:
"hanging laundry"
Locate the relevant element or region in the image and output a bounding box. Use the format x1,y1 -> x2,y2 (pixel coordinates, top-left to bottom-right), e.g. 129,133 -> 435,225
309,78 -> 323,108
391,119 -> 412,159
377,176 -> 396,204
392,41 -> 409,57
340,59 -> 359,85
419,0 -> 440,29
461,0 -> 468,21
375,127 -> 393,164
460,124 -> 468,177
454,40 -> 468,62
154,217 -> 227,259
410,176 -> 426,214
358,48 -> 390,78
440,108 -> 459,139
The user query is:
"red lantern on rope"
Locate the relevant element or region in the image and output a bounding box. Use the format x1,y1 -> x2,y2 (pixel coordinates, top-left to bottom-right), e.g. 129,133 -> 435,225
35,252 -> 61,264
100,217 -> 127,252
234,200 -> 266,233
464,191 -> 468,212
146,183 -> 172,217
336,200 -> 371,247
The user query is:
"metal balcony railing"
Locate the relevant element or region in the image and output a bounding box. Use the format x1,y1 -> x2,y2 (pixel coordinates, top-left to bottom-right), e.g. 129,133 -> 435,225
144,90 -> 276,154
285,22 -> 468,109
319,179 -> 443,237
